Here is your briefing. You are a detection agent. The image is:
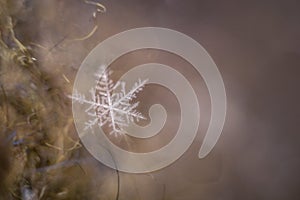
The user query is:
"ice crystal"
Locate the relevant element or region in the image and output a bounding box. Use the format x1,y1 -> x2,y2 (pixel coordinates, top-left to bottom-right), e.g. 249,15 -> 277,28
71,66 -> 147,136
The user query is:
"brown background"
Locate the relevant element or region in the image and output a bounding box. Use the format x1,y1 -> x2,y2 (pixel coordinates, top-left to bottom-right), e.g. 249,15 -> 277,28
16,0 -> 300,199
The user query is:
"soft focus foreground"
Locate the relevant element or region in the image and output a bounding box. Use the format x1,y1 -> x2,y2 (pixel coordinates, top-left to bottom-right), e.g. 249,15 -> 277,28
0,0 -> 115,199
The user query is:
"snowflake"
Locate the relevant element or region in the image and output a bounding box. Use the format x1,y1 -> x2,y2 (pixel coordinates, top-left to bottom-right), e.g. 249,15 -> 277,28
71,66 -> 148,136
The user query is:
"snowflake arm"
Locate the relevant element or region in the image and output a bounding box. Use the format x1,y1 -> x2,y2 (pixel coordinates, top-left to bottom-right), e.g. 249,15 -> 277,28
70,67 -> 147,136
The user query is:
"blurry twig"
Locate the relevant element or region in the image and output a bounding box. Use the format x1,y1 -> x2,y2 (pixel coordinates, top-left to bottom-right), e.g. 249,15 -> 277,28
84,0 -> 106,13
47,135 -> 82,153
39,186 -> 46,200
65,0 -> 106,43
45,140 -> 81,152
45,142 -> 63,151
6,17 -> 27,53
67,25 -> 98,42
29,43 -> 47,51
62,74 -> 70,83
66,137 -> 82,151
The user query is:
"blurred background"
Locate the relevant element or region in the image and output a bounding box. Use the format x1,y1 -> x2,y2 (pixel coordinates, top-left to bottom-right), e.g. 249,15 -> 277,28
1,0 -> 300,199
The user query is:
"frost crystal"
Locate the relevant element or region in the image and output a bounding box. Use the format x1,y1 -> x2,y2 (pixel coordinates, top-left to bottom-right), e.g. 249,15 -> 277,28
71,66 -> 147,136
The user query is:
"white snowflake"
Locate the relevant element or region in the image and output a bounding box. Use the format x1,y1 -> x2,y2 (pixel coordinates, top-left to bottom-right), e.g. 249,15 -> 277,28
71,66 -> 148,136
